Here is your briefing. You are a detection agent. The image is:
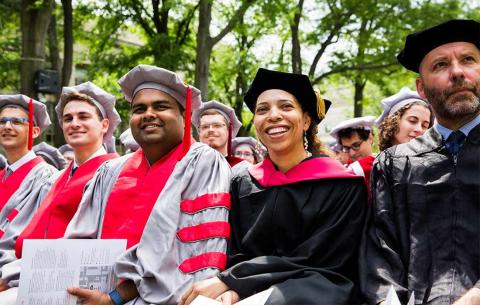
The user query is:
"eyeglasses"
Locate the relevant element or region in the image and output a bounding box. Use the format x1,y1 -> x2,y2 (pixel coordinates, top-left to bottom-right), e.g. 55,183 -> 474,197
234,151 -> 254,158
199,123 -> 226,132
341,140 -> 365,153
0,117 -> 29,128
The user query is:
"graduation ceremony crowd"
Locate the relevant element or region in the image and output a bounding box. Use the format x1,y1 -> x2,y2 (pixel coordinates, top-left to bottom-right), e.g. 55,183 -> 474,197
0,18 -> 479,305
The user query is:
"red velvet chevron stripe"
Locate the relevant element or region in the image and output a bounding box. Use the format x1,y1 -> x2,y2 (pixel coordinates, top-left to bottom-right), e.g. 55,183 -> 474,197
179,252 -> 227,273
7,208 -> 19,222
180,193 -> 231,214
177,221 -> 230,243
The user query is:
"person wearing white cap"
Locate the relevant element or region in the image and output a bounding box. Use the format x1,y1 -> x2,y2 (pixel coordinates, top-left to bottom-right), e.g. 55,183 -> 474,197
0,95 -> 58,293
360,20 -> 480,305
192,100 -> 244,167
58,144 -> 74,162
329,116 -> 376,189
329,116 -> 376,162
62,64 -> 230,305
0,82 -> 120,302
33,142 -> 67,170
231,136 -> 265,164
119,128 -> 139,153
0,96 -> 57,212
376,87 -> 433,151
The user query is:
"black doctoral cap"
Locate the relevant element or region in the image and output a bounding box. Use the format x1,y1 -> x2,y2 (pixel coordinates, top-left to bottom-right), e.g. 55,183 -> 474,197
397,19 -> 480,73
244,68 -> 331,123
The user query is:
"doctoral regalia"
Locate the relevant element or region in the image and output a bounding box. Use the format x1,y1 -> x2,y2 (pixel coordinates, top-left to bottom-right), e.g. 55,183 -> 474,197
360,125 -> 480,305
218,156 -> 367,305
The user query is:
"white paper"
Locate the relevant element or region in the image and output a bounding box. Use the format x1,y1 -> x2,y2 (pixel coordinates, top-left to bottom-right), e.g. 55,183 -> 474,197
16,239 -> 127,305
190,288 -> 273,305
385,285 -> 415,305
190,295 -> 222,305
407,291 -> 415,305
385,286 -> 402,305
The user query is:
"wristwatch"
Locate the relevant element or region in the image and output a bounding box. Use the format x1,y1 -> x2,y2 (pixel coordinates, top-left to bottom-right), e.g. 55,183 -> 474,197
109,289 -> 125,305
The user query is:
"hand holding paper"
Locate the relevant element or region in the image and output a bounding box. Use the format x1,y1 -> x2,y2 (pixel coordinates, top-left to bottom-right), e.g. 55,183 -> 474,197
180,277 -> 230,305
66,287 -> 113,305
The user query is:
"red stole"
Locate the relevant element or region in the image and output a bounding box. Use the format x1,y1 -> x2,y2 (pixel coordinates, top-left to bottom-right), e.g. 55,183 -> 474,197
0,156 -> 43,212
15,154 -> 117,258
226,156 -> 244,167
100,144 -> 183,248
249,157 -> 362,188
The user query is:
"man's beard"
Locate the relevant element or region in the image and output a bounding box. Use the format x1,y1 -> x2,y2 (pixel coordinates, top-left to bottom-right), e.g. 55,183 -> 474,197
423,78 -> 480,120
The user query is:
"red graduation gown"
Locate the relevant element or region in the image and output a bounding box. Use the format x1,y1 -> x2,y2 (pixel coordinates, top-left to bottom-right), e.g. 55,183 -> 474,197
100,144 -> 183,248
0,157 -> 44,212
15,153 -> 117,258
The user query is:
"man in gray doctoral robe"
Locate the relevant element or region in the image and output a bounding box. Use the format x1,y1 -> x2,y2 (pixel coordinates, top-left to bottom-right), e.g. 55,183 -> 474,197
63,65 -> 231,305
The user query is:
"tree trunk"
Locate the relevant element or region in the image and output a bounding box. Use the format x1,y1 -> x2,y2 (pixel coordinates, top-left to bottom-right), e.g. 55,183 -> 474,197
47,11 -> 60,73
353,78 -> 366,117
61,0 -> 73,86
47,6 -> 65,146
20,0 -> 54,97
234,31 -> 248,135
352,19 -> 368,118
195,0 -> 254,101
194,0 -> 212,100
290,0 -> 304,74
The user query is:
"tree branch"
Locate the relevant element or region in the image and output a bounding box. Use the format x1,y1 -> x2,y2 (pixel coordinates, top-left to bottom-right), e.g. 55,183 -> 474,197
129,1 -> 154,37
175,2 -> 198,45
308,9 -> 354,77
313,62 -> 398,84
210,0 -> 255,47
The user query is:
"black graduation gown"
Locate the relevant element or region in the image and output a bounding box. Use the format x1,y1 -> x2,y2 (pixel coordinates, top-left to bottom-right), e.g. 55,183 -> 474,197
218,156 -> 367,305
360,125 -> 480,305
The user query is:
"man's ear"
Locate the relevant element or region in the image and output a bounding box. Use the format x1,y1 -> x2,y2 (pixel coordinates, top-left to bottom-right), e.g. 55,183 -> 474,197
416,77 -> 427,99
31,126 -> 41,139
102,119 -> 110,134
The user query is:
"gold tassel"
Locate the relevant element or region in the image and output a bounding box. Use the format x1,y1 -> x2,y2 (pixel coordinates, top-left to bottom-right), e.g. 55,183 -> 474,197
314,88 -> 325,120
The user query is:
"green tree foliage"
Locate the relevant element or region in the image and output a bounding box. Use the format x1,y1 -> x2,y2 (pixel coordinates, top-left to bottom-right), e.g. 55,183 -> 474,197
0,0 -> 478,136
0,1 -> 21,91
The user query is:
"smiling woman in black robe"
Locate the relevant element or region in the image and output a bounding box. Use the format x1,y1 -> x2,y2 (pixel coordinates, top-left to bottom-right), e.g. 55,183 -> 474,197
180,68 -> 367,305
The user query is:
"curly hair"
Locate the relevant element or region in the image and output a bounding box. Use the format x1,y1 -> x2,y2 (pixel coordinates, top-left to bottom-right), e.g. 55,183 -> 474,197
378,101 -> 434,151
305,122 -> 333,157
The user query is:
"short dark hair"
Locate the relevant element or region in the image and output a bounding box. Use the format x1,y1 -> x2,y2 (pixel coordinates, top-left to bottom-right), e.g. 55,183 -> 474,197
60,93 -> 103,120
338,128 -> 371,142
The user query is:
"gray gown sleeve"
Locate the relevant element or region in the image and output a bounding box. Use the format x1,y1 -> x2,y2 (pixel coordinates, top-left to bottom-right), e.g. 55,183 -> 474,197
115,143 -> 231,305
63,156 -> 128,239
0,163 -> 57,281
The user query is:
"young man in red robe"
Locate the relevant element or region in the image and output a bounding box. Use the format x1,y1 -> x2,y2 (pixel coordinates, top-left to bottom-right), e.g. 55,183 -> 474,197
0,95 -> 56,220
0,95 -> 57,264
0,82 -> 120,300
